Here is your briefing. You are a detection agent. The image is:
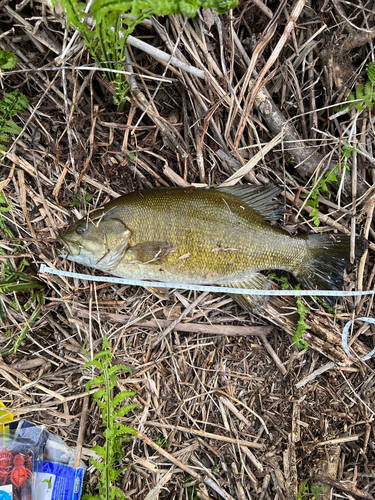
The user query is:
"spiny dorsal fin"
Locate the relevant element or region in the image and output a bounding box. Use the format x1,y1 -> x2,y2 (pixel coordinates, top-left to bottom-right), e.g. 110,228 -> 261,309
218,184 -> 283,221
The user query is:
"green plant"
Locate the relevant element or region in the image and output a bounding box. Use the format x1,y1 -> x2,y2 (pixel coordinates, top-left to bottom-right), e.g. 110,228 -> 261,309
0,257 -> 45,353
304,142 -> 357,227
336,62 -> 375,113
0,193 -> 45,353
0,193 -> 14,238
183,475 -> 199,500
154,432 -> 171,448
267,272 -> 290,290
267,273 -> 310,349
70,192 -> 94,208
0,50 -> 17,70
315,297 -> 335,314
82,336 -> 138,500
296,479 -> 324,500
293,297 -> 310,349
55,0 -> 237,106
0,91 -> 28,151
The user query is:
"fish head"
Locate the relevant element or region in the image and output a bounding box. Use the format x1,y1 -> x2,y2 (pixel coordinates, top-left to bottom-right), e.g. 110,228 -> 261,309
58,217 -> 132,271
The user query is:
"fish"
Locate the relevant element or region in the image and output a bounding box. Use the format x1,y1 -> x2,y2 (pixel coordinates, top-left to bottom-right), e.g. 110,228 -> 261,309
58,184 -> 367,311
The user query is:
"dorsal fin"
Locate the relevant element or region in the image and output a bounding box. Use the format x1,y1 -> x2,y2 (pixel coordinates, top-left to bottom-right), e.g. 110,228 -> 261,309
218,184 -> 283,221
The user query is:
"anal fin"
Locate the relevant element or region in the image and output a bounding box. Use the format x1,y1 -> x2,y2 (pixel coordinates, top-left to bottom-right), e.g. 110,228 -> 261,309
227,273 -> 271,313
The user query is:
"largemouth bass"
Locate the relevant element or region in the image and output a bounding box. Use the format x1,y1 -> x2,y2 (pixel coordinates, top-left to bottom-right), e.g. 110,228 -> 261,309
58,185 -> 367,311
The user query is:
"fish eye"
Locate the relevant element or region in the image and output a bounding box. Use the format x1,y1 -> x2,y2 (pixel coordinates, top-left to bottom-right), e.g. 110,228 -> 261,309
75,227 -> 85,235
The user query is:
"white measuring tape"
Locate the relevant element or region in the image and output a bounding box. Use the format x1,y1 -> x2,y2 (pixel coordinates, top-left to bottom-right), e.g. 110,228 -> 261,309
39,264 -> 375,298
39,264 -> 375,362
342,317 -> 375,361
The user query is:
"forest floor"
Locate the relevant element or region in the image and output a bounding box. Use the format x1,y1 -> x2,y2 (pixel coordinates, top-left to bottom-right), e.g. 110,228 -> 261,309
0,0 -> 375,499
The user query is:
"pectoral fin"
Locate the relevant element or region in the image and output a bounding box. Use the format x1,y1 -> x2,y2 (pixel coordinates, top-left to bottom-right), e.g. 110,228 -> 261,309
145,287 -> 170,300
227,273 -> 271,312
128,241 -> 177,264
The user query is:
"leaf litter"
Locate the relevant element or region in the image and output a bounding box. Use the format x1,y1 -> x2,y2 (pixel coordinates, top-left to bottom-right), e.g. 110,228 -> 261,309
0,0 -> 375,499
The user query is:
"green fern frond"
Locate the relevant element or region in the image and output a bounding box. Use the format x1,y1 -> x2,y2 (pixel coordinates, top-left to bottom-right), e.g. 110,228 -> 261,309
91,445 -> 106,459
90,459 -> 106,472
3,120 -> 22,135
0,92 -> 28,115
367,62 -> 375,84
82,336 -> 137,499
116,405 -> 139,418
108,365 -> 132,377
363,82 -> 374,106
113,425 -> 137,436
0,50 -> 17,70
54,0 -> 236,106
85,376 -> 105,391
111,391 -> 135,408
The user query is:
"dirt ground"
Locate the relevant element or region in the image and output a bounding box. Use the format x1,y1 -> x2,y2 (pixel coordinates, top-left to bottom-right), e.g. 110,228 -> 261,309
0,0 -> 375,499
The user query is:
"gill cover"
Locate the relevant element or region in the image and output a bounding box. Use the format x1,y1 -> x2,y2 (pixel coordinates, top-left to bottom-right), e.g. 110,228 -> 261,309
94,218 -> 132,271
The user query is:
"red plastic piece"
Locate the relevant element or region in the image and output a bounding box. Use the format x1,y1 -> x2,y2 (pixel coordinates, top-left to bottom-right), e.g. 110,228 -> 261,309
0,449 -> 33,500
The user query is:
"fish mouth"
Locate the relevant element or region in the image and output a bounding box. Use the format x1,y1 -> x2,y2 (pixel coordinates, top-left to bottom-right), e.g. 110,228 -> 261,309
57,236 -> 81,257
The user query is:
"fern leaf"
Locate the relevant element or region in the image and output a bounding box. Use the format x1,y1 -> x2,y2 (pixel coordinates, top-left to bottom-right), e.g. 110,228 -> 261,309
116,404 -> 139,418
109,467 -> 126,481
85,375 -> 105,391
3,120 -> 22,135
92,388 -> 107,401
82,494 -> 103,500
84,359 -> 104,370
92,444 -> 106,458
104,427 -> 116,440
356,85 -> 364,100
0,50 -> 17,70
1,92 -> 28,115
108,364 -> 132,377
113,424 -> 137,437
90,458 -> 106,472
367,62 -> 375,84
109,487 -> 127,500
211,0 -> 239,13
364,81 -> 373,97
111,391 -> 135,408
363,82 -> 374,106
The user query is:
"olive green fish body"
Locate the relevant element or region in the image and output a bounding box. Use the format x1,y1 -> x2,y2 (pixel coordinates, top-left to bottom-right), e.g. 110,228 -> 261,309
59,185 -> 367,310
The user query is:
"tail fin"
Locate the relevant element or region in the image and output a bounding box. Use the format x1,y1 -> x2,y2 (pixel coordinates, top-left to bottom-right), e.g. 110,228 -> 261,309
295,234 -> 367,305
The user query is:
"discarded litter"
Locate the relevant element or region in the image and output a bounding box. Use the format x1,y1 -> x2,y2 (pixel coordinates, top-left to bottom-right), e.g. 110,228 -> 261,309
0,419 -> 85,500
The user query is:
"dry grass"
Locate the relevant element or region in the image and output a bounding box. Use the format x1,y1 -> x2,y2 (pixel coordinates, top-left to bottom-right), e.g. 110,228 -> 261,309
0,0 -> 375,499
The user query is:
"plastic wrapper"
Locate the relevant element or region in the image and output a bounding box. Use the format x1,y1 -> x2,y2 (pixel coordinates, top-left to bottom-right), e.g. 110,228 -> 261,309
0,423 -> 44,500
0,421 -> 86,500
